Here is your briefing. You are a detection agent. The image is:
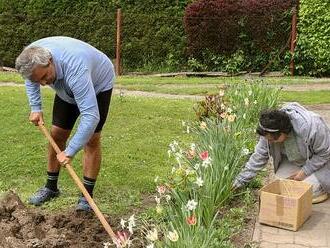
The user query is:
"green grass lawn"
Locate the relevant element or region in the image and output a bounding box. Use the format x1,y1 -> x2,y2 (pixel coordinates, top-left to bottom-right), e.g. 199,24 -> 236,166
0,86 -> 196,214
1,71 -> 329,86
1,71 -> 330,104
0,71 -> 23,83
280,90 -> 330,104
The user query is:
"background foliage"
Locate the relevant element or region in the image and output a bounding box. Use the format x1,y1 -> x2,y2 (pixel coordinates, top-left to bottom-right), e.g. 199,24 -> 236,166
0,0 -> 329,75
184,0 -> 295,73
294,0 -> 330,76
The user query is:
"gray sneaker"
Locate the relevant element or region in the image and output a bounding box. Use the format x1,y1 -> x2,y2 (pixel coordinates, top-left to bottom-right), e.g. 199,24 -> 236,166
76,196 -> 92,212
28,187 -> 60,206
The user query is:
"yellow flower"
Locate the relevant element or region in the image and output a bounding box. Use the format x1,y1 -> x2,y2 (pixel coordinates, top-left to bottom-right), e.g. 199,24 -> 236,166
156,205 -> 163,214
220,112 -> 228,119
167,230 -> 179,242
227,114 -> 236,122
200,121 -> 207,129
146,228 -> 158,242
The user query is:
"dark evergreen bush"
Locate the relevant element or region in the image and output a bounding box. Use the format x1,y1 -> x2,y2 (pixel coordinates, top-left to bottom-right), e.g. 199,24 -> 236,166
184,0 -> 295,72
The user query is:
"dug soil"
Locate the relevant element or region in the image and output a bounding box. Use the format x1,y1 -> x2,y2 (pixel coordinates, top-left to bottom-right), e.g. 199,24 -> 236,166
0,191 -> 123,248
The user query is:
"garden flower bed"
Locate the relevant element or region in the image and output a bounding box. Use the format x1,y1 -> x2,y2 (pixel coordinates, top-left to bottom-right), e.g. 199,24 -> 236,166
0,81 -> 280,248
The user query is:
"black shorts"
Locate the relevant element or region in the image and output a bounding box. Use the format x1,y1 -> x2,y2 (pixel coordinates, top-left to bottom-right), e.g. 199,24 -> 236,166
52,89 -> 112,132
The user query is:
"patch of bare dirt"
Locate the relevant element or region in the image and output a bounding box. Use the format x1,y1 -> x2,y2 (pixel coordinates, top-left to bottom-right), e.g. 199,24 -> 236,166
0,192 -> 129,248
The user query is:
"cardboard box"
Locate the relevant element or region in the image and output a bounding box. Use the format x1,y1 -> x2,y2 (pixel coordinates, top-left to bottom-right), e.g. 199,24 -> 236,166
259,179 -> 312,231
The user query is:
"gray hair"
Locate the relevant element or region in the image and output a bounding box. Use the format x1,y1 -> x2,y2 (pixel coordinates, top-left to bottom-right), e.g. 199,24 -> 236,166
15,46 -> 52,80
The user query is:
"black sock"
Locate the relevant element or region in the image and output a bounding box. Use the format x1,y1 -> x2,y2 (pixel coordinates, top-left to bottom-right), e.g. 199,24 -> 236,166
83,176 -> 96,197
45,171 -> 59,191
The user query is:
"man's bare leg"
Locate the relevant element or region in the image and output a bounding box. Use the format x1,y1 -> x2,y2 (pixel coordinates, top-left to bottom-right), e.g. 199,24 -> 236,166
83,132 -> 102,179
48,125 -> 71,172
28,125 -> 71,205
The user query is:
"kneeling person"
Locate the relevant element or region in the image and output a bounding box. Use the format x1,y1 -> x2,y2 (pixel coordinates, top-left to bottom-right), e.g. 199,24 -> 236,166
234,102 -> 330,204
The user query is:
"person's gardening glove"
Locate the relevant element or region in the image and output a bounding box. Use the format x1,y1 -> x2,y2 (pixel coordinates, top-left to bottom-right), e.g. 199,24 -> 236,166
288,170 -> 307,181
57,151 -> 71,166
29,112 -> 44,126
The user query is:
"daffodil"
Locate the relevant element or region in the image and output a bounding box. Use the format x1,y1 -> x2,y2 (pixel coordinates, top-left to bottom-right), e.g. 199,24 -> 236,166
167,230 -> 179,242
195,177 -> 204,187
200,121 -> 207,129
146,228 -> 158,242
186,199 -> 198,211
120,219 -> 126,229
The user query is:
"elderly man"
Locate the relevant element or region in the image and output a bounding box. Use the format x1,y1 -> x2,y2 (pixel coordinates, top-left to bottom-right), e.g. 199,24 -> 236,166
16,36 -> 115,211
234,102 -> 330,204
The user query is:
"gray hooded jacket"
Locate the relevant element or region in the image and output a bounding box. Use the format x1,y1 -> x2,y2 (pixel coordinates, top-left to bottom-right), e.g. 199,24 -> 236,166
234,102 -> 330,192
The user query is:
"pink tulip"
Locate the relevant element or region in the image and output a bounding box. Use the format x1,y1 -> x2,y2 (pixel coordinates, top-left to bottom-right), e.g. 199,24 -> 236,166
115,231 -> 130,247
186,215 -> 197,225
157,185 -> 167,195
199,151 -> 209,161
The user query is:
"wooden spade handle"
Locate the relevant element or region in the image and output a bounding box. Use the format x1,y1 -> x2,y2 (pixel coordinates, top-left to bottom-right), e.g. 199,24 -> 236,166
38,124 -> 117,241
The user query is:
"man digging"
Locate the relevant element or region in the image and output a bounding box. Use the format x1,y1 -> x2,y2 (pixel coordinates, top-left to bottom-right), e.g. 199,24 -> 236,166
16,36 -> 115,211
234,102 -> 330,204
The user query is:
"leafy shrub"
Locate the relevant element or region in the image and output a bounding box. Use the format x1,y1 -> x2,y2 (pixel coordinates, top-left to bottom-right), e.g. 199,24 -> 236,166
0,0 -> 192,72
294,0 -> 330,76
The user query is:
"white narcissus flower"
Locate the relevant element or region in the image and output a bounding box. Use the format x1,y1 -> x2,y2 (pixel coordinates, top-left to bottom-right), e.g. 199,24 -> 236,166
241,148 -> 250,155
200,121 -> 207,129
128,215 -> 136,228
167,230 -> 179,242
202,158 -> 212,168
195,177 -> 204,187
186,126 -> 190,133
155,196 -> 161,204
146,228 -> 158,242
120,219 -> 126,229
165,194 -> 171,202
227,107 -> 233,113
190,143 -> 196,150
186,199 -> 198,211
244,98 -> 249,106
103,242 -> 111,248
254,100 -> 258,104
194,163 -> 200,170
146,244 -> 155,248
128,222 -> 134,234
185,168 -> 195,176
219,89 -> 225,96
248,90 -> 253,96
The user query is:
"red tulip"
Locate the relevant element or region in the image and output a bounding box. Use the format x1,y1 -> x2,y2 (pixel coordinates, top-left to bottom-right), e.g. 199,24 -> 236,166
199,151 -> 209,161
186,215 -> 197,225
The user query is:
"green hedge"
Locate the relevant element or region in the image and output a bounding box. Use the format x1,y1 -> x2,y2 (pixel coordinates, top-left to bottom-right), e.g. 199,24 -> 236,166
0,0 -> 191,72
295,0 -> 330,76
0,0 -> 329,75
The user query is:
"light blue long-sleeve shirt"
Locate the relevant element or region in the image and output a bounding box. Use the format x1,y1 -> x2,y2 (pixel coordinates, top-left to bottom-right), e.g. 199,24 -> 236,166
25,36 -> 115,157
